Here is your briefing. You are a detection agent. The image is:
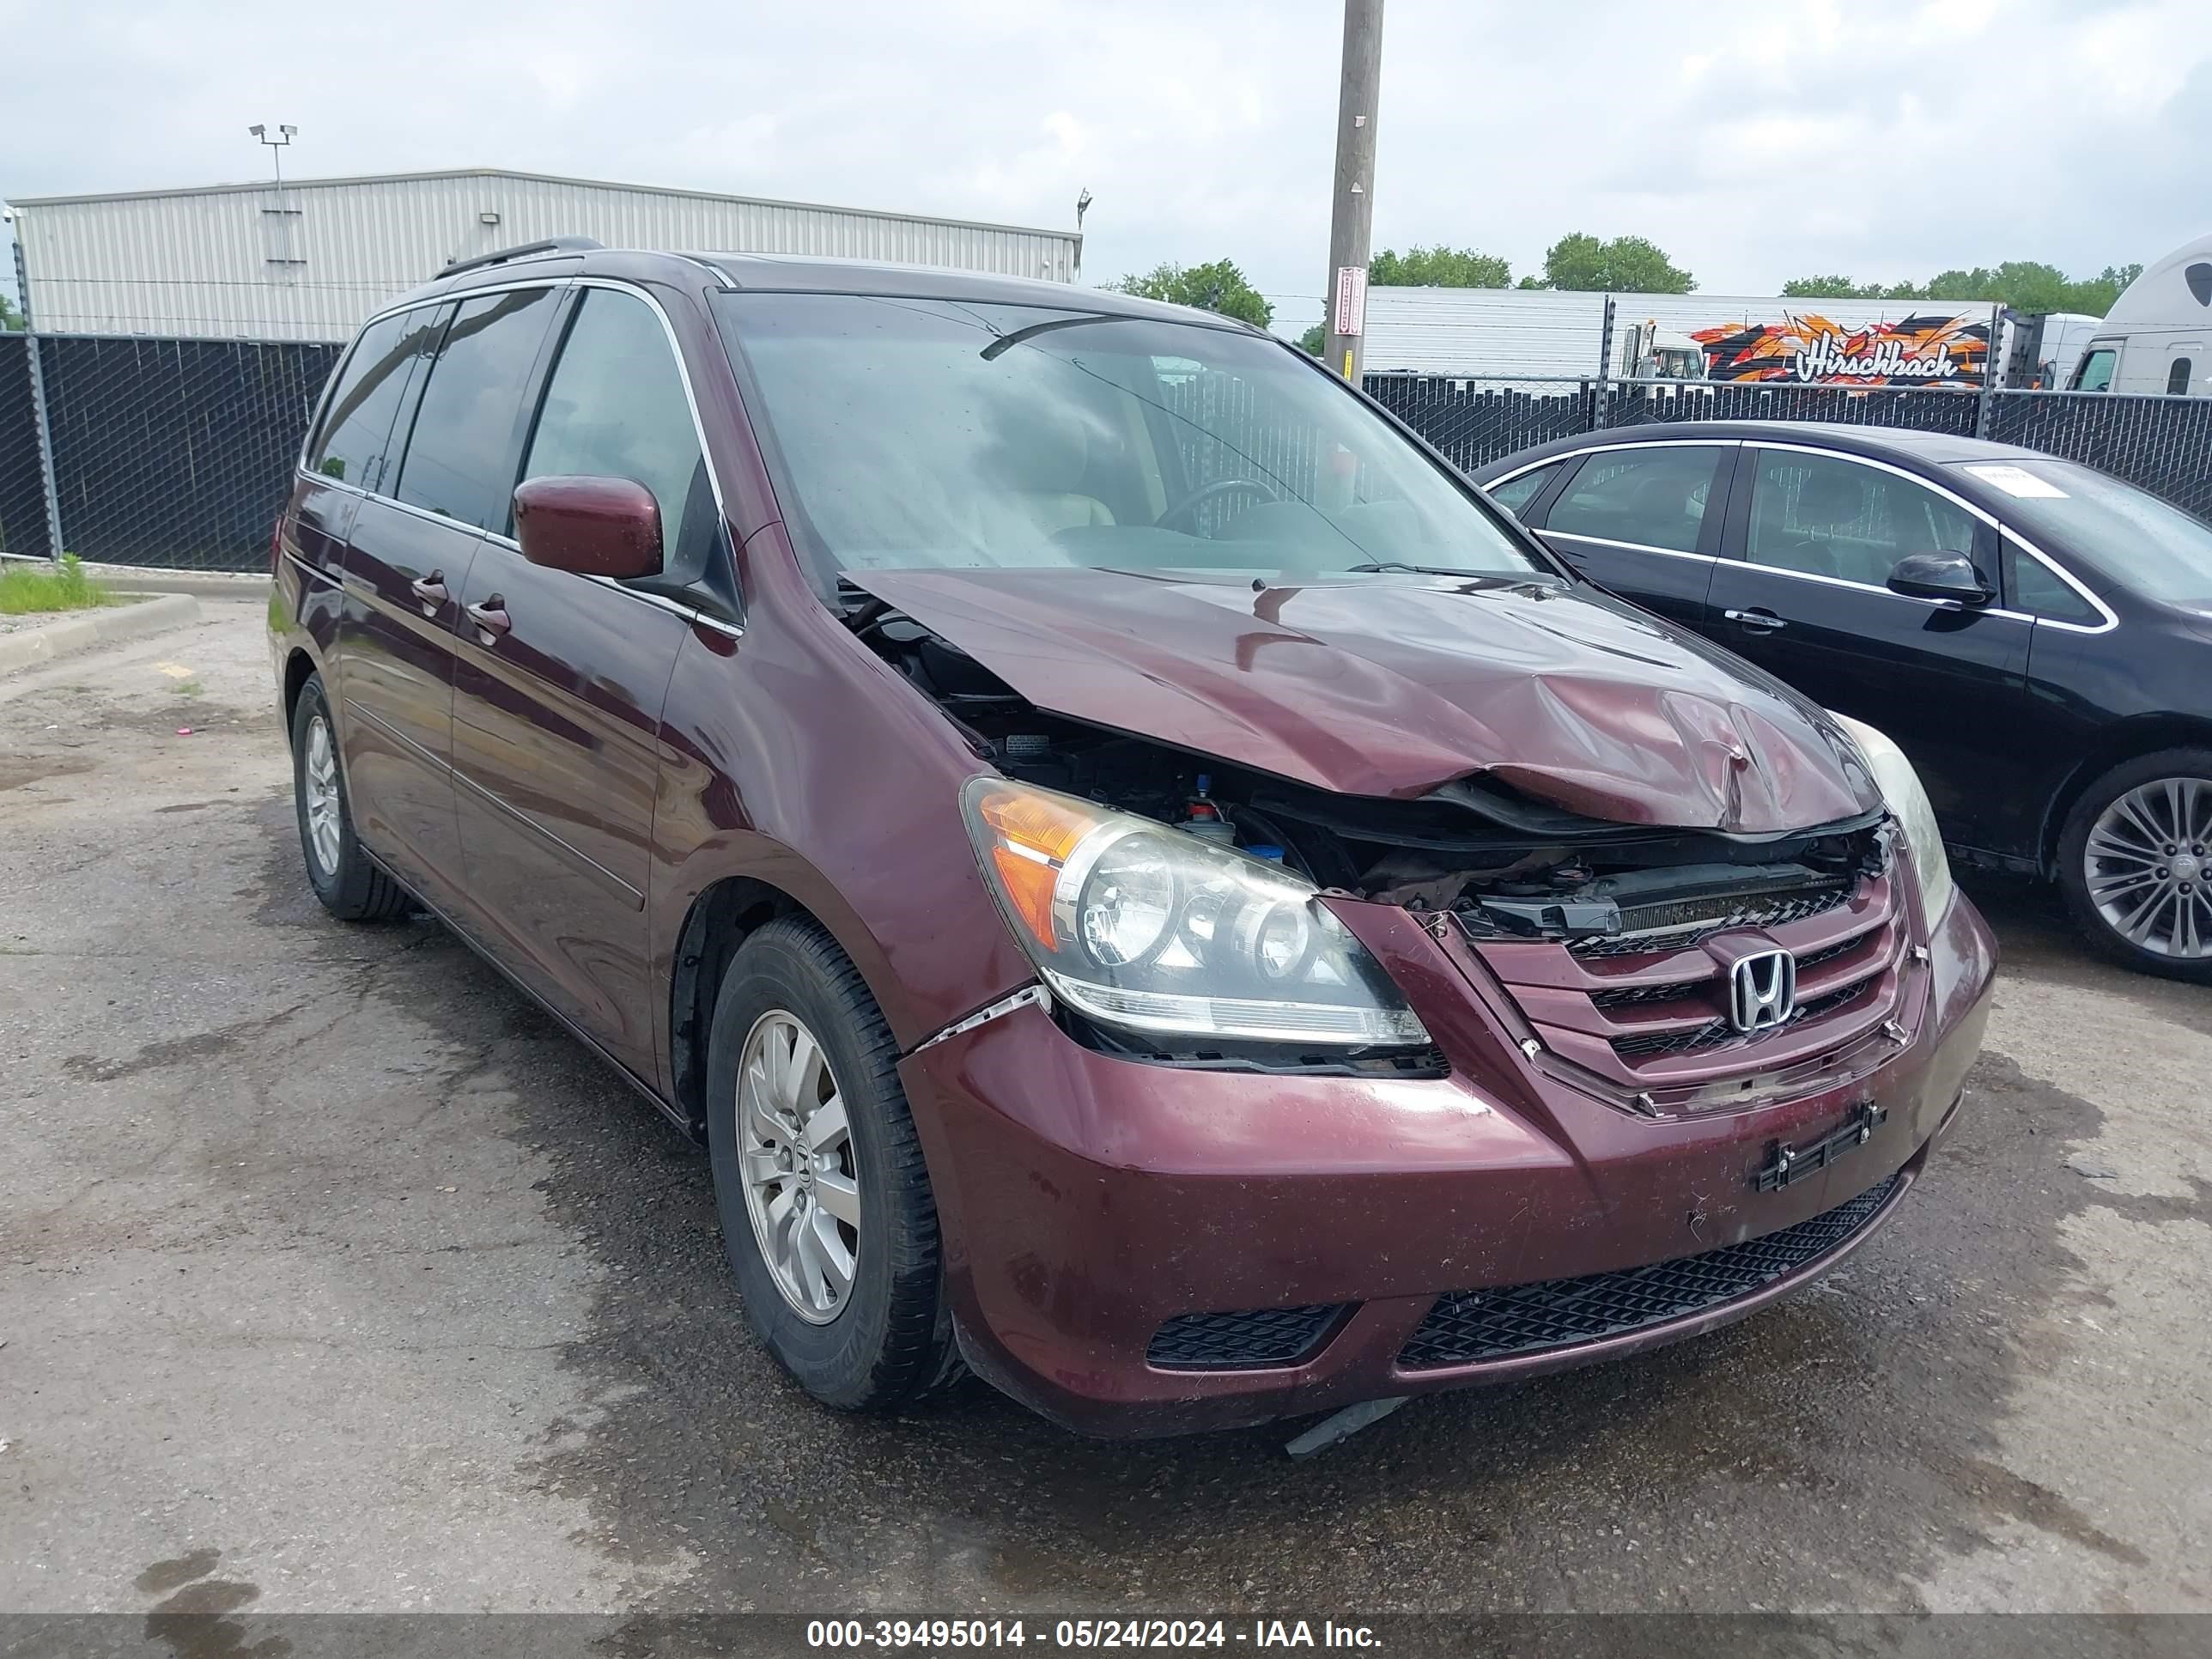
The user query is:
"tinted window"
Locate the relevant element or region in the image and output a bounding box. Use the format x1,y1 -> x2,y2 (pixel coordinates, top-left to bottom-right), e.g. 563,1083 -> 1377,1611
309,309 -> 425,490
2003,538 -> 2100,624
1544,447 -> 1721,553
1747,451 -> 1976,586
2168,357 -> 2193,396
2072,349 -> 2117,392
715,292 -> 1547,581
1487,463 -> 1559,519
392,287 -> 560,532
523,289 -> 708,577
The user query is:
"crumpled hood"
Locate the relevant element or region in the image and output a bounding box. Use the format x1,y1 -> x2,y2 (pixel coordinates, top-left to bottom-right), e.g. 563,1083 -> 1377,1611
851,567 -> 1879,834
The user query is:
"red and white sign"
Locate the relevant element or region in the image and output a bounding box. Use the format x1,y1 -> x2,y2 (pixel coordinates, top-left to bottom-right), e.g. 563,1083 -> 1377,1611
1333,265 -> 1368,337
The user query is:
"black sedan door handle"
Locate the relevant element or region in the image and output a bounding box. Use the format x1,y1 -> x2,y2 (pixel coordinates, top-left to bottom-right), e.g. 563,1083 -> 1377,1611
1723,607 -> 1787,633
409,572 -> 448,609
465,597 -> 512,637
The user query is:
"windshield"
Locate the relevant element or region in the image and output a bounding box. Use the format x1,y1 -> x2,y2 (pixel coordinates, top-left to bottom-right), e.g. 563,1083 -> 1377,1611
1954,459 -> 2212,608
715,293 -> 1551,584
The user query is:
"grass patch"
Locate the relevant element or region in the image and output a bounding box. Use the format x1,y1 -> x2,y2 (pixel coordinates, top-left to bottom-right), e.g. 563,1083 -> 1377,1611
0,555 -> 122,617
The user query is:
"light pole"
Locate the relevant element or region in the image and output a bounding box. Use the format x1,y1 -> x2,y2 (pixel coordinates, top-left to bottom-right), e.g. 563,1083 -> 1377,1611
1074,188 -> 1092,282
248,124 -> 298,198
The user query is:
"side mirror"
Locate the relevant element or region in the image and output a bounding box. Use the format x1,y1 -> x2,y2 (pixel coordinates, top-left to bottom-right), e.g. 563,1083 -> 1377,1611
1887,551 -> 1992,608
513,476 -> 662,580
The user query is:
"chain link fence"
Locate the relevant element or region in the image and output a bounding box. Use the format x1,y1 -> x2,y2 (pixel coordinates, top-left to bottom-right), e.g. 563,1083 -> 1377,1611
0,333 -> 56,559
1985,390 -> 2212,520
1,330 -> 341,569
1364,376 -> 1597,475
3,323 -> 2211,573
1370,369 -> 2211,516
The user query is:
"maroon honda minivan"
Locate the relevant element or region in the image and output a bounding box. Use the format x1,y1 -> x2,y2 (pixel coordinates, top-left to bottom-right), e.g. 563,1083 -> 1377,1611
268,240 -> 1996,1437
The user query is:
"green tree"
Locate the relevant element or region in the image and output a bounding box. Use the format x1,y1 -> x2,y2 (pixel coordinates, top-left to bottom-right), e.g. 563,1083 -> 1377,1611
1105,259 -> 1273,328
1367,245 -> 1512,288
1780,259 -> 2146,316
1522,233 -> 1695,294
1782,275 -> 1888,299
0,289 -> 23,332
1297,321 -> 1326,356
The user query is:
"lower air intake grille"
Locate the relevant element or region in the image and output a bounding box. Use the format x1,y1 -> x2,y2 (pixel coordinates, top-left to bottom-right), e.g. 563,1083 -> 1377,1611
1396,1174 -> 1902,1370
1147,1304 -> 1344,1370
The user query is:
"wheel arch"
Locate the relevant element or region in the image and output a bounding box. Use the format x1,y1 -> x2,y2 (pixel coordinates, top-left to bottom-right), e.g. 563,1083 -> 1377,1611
281,647 -> 321,734
2039,714 -> 2212,876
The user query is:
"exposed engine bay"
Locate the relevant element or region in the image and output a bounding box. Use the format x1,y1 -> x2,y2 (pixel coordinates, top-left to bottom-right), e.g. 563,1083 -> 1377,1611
852,593 -> 1893,951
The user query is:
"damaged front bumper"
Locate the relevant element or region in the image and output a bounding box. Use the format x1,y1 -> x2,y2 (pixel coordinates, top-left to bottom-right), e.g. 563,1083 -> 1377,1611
897,884 -> 1995,1438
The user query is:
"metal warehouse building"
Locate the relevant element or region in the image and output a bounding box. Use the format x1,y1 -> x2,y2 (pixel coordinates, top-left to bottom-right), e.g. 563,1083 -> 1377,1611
5,167 -> 1084,341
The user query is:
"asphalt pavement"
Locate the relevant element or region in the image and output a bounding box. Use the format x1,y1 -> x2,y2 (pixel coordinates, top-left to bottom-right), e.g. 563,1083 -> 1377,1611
2,599 -> 2206,1619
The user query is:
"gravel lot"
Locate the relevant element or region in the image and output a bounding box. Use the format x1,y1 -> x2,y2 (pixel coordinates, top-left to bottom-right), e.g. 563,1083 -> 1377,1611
2,599 -> 2207,1620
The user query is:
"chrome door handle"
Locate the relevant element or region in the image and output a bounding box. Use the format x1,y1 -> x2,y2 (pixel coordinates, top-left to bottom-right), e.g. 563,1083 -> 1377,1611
465,597 -> 512,637
409,573 -> 448,609
1723,608 -> 1787,632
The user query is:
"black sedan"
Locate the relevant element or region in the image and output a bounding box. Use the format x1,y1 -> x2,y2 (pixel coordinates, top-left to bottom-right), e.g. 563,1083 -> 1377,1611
1471,422 -> 2212,980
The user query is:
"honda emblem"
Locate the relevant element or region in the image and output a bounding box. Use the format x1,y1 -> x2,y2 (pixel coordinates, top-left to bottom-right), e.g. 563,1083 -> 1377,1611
1729,949 -> 1797,1034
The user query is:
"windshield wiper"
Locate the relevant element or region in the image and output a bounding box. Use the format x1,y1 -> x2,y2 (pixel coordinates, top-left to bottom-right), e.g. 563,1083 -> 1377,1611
1346,560 -> 1502,578
980,313 -> 1140,362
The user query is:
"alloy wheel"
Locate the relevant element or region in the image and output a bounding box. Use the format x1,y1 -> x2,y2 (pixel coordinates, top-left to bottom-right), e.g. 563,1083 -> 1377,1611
303,715 -> 343,877
736,1010 -> 861,1324
2084,775 -> 2212,959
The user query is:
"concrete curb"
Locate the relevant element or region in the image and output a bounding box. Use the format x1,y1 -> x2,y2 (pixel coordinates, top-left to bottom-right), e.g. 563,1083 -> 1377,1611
77,563 -> 269,600
0,593 -> 204,676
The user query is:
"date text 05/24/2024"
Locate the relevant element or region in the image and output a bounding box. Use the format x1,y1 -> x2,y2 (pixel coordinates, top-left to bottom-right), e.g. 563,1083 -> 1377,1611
805,1619 -> 1382,1650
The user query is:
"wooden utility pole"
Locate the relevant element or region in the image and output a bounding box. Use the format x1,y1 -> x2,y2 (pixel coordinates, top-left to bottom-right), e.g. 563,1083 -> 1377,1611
1322,0 -> 1384,381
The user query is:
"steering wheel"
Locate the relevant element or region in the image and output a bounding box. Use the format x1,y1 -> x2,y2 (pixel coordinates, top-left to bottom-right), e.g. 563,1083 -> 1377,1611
1158,476 -> 1280,533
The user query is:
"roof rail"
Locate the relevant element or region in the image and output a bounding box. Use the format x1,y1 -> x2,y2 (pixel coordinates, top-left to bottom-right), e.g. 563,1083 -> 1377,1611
441,235 -> 603,279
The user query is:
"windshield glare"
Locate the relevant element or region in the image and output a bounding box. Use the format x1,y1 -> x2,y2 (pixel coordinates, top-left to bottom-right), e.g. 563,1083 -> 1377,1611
1955,459 -> 2212,607
716,294 -> 1549,584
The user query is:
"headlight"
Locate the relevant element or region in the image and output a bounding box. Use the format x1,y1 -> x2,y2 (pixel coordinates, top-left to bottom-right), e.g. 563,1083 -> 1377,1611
961,777 -> 1430,1048
1831,714 -> 1954,921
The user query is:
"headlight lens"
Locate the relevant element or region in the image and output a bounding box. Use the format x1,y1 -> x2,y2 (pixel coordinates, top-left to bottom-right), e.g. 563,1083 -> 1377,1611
1832,714 -> 1954,921
962,777 -> 1430,1048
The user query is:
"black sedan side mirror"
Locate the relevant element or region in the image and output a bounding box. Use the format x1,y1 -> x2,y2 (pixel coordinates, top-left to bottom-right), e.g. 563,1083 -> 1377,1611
1887,552 -> 1994,607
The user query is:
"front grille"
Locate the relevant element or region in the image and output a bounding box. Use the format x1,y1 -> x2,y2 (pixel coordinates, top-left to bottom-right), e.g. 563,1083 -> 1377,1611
1146,1304 -> 1344,1370
1606,978 -> 1878,1060
1567,885 -> 1851,957
1396,1173 -> 1902,1369
1469,872 -> 1905,1091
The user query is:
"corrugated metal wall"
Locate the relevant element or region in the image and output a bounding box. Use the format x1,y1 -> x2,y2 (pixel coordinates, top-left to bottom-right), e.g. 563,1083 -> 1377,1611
1362,288 -> 1998,379
10,169 -> 1082,341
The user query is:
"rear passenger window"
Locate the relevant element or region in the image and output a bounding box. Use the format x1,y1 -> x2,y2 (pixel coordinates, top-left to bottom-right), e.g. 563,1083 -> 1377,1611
392,287 -> 561,532
1544,447 -> 1722,553
309,310 -> 421,491
522,289 -> 710,580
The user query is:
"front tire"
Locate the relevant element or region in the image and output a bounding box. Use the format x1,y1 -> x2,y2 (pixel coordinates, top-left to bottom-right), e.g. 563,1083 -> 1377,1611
289,674 -> 411,922
705,916 -> 957,1412
2057,749 -> 2212,981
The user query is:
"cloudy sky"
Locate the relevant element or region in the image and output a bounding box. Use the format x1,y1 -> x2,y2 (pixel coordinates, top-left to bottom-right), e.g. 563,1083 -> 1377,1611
4,0 -> 2207,330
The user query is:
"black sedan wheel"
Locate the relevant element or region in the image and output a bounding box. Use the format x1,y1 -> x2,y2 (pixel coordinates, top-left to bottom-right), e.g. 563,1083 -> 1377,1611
2058,749 -> 2212,981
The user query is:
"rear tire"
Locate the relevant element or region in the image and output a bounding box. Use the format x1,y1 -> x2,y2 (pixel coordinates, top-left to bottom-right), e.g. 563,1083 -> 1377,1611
705,916 -> 958,1412
2057,748 -> 2212,982
289,674 -> 411,923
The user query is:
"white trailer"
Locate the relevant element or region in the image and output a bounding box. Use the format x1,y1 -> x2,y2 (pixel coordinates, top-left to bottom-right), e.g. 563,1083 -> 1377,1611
1361,287 -> 2008,386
